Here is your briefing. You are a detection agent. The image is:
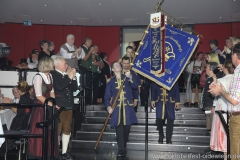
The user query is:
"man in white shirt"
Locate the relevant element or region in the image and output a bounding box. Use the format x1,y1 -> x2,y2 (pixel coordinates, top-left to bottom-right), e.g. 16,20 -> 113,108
60,34 -> 82,68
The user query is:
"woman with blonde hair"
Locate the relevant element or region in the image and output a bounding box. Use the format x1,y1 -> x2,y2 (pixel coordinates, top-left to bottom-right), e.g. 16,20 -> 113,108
28,57 -> 59,159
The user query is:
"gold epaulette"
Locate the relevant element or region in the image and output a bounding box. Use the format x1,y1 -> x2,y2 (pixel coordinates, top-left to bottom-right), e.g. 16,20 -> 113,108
106,78 -> 111,83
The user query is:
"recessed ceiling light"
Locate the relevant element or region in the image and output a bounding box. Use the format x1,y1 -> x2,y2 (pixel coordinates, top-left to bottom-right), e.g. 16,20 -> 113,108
75,18 -> 91,23
124,19 -> 139,23
176,17 -> 190,22
44,4 -> 47,7
15,14 -> 31,20
216,17 -> 223,21
40,20 -> 43,21
99,3 -> 101,5
146,12 -> 154,15
71,21 -> 73,23
232,13 -> 240,19
110,19 -> 113,21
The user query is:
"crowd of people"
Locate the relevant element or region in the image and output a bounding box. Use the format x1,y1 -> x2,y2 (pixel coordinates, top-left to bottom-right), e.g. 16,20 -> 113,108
184,36 -> 240,160
0,34 -> 240,159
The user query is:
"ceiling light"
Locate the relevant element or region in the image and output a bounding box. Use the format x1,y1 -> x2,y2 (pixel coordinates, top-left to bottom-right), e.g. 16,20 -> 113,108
44,4 -> 47,7
71,21 -> 72,23
75,18 -> 91,23
40,20 -> 43,21
216,17 -> 223,21
110,19 -> 112,21
99,3 -> 101,5
124,19 -> 139,24
146,12 -> 154,15
15,14 -> 31,20
176,17 -> 190,23
232,13 -> 240,19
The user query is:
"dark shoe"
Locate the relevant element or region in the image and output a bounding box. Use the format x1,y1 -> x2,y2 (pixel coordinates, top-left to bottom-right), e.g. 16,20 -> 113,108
59,153 -> 73,160
158,136 -> 164,144
166,138 -> 172,144
194,102 -> 199,107
204,147 -> 212,153
184,102 -> 190,107
158,139 -> 163,144
190,103 -> 195,107
117,151 -> 126,157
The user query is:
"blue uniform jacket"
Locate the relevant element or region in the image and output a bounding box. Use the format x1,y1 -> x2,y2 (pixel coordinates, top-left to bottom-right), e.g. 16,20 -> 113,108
104,74 -> 138,127
151,82 -> 180,120
129,70 -> 140,101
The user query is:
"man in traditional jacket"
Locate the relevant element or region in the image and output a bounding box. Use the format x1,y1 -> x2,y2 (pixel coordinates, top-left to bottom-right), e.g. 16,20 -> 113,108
51,56 -> 78,160
59,34 -> 82,68
91,45 -> 104,104
105,61 -> 138,157
79,38 -> 95,104
151,82 -> 180,144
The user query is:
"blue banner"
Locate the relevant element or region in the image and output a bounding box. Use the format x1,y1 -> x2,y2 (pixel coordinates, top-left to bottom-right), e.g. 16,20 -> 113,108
132,25 -> 199,90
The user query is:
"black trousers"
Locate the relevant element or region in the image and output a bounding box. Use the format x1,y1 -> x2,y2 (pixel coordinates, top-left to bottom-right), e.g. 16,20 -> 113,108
157,118 -> 174,140
116,109 -> 131,153
140,80 -> 150,106
92,73 -> 100,104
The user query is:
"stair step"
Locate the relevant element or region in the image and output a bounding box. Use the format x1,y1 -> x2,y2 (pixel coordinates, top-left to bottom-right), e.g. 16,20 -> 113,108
70,148 -> 208,160
86,105 -> 204,113
81,124 -> 208,135
76,131 -> 210,144
85,117 -> 206,126
86,111 -> 205,120
70,140 -> 209,153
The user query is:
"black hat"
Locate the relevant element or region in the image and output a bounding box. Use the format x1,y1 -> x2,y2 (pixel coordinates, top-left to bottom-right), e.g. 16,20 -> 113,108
31,49 -> 39,55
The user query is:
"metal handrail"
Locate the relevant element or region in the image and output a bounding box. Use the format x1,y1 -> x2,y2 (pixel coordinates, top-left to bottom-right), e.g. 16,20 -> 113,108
215,110 -> 230,160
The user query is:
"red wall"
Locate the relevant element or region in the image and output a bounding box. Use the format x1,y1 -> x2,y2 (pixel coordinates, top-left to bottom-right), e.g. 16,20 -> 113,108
82,26 -> 120,65
4,23 -> 25,65
2,23 -> 120,66
194,22 -> 240,56
1,22 -> 239,66
0,24 -> 4,42
231,22 -> 240,37
194,23 -> 232,55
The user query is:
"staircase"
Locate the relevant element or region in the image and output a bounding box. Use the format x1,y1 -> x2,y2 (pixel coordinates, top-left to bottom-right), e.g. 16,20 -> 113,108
70,93 -> 210,160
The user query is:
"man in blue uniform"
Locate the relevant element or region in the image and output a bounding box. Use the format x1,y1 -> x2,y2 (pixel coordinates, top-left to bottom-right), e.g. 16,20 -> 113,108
121,56 -> 140,112
105,61 -> 138,157
151,82 -> 180,144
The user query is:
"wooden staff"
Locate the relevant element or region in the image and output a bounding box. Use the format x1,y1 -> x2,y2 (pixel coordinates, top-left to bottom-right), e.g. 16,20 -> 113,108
94,1 -> 162,149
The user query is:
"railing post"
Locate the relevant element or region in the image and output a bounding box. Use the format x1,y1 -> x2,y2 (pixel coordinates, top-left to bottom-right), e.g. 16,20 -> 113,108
51,101 -> 56,160
145,102 -> 148,160
42,100 -> 48,160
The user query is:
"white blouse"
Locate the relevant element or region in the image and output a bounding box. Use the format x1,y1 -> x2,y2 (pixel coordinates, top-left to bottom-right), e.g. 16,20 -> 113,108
187,60 -> 202,74
33,72 -> 54,96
